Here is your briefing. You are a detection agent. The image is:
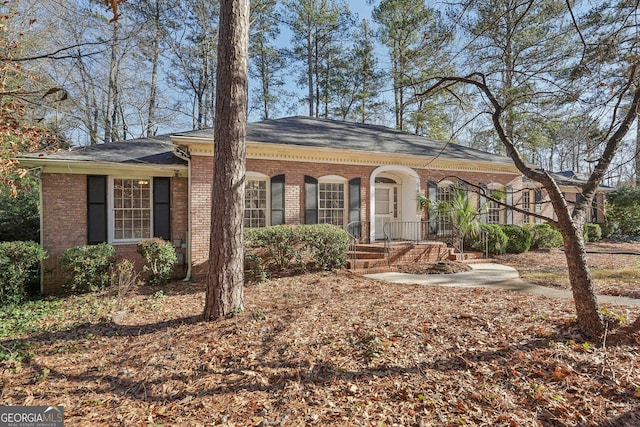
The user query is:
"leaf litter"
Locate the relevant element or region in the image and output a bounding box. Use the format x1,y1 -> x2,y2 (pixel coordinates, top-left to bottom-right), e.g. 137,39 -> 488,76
1,250 -> 640,426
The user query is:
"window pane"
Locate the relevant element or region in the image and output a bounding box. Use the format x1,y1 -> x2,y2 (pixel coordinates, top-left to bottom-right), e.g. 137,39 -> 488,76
112,178 -> 152,240
244,178 -> 268,228
319,182 -> 345,227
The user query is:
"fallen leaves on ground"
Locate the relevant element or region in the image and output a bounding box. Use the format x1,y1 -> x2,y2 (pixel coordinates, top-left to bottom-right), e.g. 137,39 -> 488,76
493,240 -> 640,299
2,269 -> 639,426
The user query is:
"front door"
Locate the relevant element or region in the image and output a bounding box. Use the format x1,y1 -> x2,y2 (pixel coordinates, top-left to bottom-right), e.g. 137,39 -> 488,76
375,185 -> 400,239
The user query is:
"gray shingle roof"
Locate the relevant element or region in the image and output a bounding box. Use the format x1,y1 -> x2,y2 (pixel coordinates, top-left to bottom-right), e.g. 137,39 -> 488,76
177,116 -> 514,164
22,116 -> 513,166
21,134 -> 186,166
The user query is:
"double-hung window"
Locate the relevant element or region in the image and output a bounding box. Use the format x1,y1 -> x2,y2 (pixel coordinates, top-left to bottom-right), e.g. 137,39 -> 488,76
319,181 -> 345,226
112,178 -> 152,241
522,190 -> 531,223
245,178 -> 268,228
487,188 -> 503,224
437,181 -> 455,233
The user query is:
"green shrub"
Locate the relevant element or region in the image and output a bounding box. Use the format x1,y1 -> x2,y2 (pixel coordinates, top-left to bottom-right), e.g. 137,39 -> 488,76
465,224 -> 508,255
480,224 -> 508,255
501,225 -> 532,254
606,186 -> 640,237
59,243 -> 116,291
583,223 -> 602,242
244,250 -> 267,284
0,241 -> 46,304
136,238 -> 178,285
598,222 -> 617,239
0,180 -> 40,243
527,223 -> 563,249
244,224 -> 350,275
298,224 -> 350,270
245,226 -> 301,270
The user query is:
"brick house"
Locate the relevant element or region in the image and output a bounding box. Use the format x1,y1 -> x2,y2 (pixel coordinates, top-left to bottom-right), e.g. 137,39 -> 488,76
18,116 -> 606,292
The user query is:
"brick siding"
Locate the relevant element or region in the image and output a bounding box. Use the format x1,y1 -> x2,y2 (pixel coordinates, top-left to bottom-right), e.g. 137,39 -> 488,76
40,173 -> 188,293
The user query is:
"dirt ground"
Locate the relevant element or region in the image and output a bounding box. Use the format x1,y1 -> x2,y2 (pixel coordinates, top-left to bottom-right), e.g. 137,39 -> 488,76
1,242 -> 640,426
493,240 -> 640,298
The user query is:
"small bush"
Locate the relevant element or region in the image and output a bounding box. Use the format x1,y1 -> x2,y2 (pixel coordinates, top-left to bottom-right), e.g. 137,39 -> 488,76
0,180 -> 40,243
59,243 -> 116,291
501,225 -> 532,254
598,222 -> 617,239
298,224 -> 350,270
527,223 -> 563,249
465,223 -> 508,255
244,224 -> 350,275
584,223 -> 602,242
137,238 -> 178,285
244,250 -> 267,284
0,241 -> 46,305
245,226 -> 301,270
111,259 -> 142,310
606,186 -> 640,237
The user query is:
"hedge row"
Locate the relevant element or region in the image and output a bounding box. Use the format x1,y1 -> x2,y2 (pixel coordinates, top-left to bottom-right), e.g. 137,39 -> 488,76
244,224 -> 349,282
466,222 -> 603,255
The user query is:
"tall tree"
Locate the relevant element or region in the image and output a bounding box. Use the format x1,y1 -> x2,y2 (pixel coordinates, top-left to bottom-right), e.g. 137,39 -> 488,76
332,19 -> 386,123
579,1 -> 640,186
165,0 -> 220,129
282,0 -> 353,117
455,0 -> 575,162
249,0 -> 287,120
425,2 -> 640,337
373,0 -> 451,132
0,2 -> 59,192
203,0 -> 250,320
129,0 -> 172,137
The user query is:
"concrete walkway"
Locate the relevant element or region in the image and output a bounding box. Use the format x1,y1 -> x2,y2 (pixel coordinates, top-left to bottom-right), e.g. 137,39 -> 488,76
365,263 -> 640,307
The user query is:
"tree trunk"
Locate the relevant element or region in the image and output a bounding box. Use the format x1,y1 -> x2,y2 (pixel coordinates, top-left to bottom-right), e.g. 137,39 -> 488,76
636,110 -> 640,187
561,223 -> 604,338
203,0 -> 249,321
104,21 -> 119,144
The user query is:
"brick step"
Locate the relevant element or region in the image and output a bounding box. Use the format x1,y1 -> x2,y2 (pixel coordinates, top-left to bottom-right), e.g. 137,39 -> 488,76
346,258 -> 389,270
352,244 -> 386,253
352,251 -> 386,260
448,251 -> 485,261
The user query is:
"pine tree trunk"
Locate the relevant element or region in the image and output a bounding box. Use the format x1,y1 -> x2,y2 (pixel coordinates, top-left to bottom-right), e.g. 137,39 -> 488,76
203,0 -> 249,321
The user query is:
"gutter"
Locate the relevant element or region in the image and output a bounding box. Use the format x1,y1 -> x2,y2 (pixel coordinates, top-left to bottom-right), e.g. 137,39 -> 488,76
173,146 -> 192,281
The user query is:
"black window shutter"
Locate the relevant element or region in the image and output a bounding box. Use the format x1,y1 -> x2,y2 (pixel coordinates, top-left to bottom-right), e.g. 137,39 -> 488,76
348,178 -> 361,237
153,177 -> 171,240
304,175 -> 318,224
271,174 -> 285,225
87,175 -> 107,244
348,178 -> 361,223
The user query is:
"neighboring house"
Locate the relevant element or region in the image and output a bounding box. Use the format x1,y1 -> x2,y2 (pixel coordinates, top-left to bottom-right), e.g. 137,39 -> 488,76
18,116 -> 605,292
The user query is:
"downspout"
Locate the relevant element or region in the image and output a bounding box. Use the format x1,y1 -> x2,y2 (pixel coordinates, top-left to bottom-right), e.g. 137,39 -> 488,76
27,167 -> 45,293
174,146 -> 192,281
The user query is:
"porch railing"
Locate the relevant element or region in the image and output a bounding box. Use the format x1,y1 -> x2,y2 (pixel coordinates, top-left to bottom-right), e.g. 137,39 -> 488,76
346,221 -> 371,271
382,220 -> 489,260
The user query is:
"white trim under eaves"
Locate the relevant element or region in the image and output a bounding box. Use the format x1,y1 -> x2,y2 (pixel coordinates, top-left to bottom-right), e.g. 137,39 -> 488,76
16,159 -> 188,178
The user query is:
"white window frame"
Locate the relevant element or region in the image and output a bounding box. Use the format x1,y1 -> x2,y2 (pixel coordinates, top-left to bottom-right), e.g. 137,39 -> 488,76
108,176 -> 153,244
486,184 -> 505,225
318,175 -> 347,227
245,173 -> 270,228
522,190 -> 531,224
437,181 -> 456,234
